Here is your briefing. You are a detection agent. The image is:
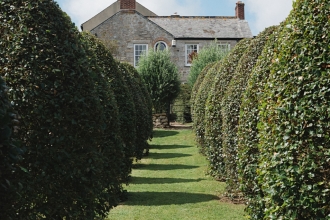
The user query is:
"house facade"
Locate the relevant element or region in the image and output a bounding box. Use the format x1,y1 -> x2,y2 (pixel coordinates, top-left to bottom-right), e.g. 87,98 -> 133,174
81,0 -> 253,82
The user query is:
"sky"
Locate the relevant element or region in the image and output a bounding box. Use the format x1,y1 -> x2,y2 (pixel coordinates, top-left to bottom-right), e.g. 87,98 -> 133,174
56,0 -> 293,36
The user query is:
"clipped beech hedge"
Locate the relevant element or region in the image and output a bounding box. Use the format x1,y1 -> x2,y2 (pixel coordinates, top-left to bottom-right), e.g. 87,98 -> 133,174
257,0 -> 330,218
237,25 -> 282,219
193,61 -> 223,152
203,39 -> 251,179
118,62 -> 152,159
190,61 -> 217,122
81,32 -> 136,183
221,27 -> 276,197
0,0 -> 123,218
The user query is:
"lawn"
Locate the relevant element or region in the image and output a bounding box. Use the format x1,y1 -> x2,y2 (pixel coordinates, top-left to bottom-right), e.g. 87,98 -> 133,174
107,129 -> 246,220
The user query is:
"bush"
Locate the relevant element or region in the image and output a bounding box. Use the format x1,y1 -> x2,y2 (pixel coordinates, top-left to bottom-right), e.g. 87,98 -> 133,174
257,0 -> 330,218
220,27 -> 276,198
81,32 -> 136,183
118,62 -> 152,159
137,49 -> 180,117
203,39 -> 251,179
172,83 -> 192,123
0,1 -> 123,218
237,25 -> 283,219
190,61 -> 217,122
188,40 -> 229,86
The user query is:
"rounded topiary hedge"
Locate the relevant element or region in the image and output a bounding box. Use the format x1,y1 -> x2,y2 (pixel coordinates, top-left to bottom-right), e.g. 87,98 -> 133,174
192,61 -> 223,153
118,62 -> 152,159
203,38 -> 251,179
0,1 -> 123,218
81,32 -> 136,183
257,0 -> 330,218
237,24 -> 283,219
220,27 -> 276,197
190,61 -> 217,122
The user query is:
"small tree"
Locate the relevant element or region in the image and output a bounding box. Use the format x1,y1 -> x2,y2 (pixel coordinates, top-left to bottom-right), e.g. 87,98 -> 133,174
137,49 -> 180,122
188,40 -> 228,87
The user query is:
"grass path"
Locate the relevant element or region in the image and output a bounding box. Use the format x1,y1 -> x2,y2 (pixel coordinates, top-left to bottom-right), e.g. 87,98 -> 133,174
107,129 -> 245,220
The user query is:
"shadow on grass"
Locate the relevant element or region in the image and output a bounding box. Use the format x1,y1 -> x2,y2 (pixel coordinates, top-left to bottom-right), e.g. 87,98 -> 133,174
148,152 -> 192,159
133,163 -> 199,171
131,177 -> 205,184
153,130 -> 179,138
125,192 -> 219,206
150,144 -> 193,150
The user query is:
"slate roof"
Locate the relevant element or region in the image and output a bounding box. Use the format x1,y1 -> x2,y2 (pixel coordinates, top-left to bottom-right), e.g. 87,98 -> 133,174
147,16 -> 253,39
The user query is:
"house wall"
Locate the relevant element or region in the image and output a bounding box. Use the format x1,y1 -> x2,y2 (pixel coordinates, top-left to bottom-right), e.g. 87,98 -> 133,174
91,11 -> 238,82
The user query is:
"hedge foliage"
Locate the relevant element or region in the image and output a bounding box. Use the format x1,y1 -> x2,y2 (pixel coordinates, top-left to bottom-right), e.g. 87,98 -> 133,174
203,38 -> 251,179
119,62 -> 153,159
137,49 -> 180,114
188,40 -> 228,86
221,27 -> 276,198
81,32 -> 136,183
257,0 -> 330,218
190,61 -> 217,122
237,25 -> 283,218
172,83 -> 192,123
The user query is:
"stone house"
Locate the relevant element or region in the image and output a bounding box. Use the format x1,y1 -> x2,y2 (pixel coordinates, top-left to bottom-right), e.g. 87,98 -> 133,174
81,0 -> 253,82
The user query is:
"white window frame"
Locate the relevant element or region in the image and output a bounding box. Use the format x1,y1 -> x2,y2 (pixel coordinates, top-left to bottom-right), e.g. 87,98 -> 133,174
134,44 -> 148,67
185,44 -> 199,66
218,42 -> 231,52
154,41 -> 168,51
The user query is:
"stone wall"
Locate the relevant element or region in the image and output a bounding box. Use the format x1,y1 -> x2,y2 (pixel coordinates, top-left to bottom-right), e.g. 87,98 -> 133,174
153,113 -> 169,128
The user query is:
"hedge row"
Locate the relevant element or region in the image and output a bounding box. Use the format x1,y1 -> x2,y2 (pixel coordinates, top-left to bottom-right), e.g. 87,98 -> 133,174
0,1 -> 152,219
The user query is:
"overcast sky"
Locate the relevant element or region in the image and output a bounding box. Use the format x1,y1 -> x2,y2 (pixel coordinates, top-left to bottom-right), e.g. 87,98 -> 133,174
56,0 -> 293,36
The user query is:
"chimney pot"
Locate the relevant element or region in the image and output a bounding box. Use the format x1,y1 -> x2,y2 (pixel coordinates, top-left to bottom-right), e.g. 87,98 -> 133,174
235,1 -> 245,20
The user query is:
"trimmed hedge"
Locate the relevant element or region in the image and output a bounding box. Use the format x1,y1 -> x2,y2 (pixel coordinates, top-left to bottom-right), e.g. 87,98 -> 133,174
257,0 -> 330,218
221,27 -> 276,198
0,0 -> 123,218
81,32 -> 136,183
190,61 -> 217,122
203,39 -> 251,179
118,62 -> 152,159
172,83 -> 192,123
237,25 -> 283,219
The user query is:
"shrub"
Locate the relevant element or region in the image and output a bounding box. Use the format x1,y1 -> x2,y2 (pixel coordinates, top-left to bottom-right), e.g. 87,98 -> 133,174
137,49 -> 180,117
172,83 -> 192,123
188,40 -> 229,86
258,0 -> 330,218
81,32 -> 136,183
190,61 -> 217,122
203,38 -> 252,179
221,27 -> 276,198
118,62 -> 152,159
237,25 -> 283,219
0,1 -> 123,218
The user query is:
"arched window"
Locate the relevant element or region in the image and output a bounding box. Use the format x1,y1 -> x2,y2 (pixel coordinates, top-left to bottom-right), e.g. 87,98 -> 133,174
154,41 -> 167,51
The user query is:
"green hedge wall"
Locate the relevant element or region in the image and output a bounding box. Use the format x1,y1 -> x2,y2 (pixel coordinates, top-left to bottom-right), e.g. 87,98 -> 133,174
0,0 -> 123,218
257,0 -> 330,218
221,27 -> 276,198
203,38 -> 251,179
172,83 -> 192,123
237,24 -> 283,219
81,32 -> 136,183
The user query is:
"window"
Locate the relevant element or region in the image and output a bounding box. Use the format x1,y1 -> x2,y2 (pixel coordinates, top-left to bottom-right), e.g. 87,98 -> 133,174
218,42 -> 231,52
154,41 -> 167,51
134,44 -> 148,67
185,44 -> 199,66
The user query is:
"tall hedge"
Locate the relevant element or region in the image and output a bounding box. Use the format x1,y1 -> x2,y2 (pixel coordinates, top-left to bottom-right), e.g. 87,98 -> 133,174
190,61 -> 217,122
172,83 -> 192,123
0,0 -> 123,218
257,0 -> 330,218
221,27 -> 276,198
81,32 -> 136,183
203,38 -> 251,179
237,25 -> 282,219
118,62 -> 152,159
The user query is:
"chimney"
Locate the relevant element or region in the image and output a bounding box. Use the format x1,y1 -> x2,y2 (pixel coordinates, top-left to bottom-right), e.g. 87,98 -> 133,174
119,0 -> 136,10
235,1 -> 245,20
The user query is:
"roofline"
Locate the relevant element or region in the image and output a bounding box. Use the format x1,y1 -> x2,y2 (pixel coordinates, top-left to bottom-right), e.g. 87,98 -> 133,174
81,2 -> 116,27
147,16 -> 237,19
173,37 -> 247,41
